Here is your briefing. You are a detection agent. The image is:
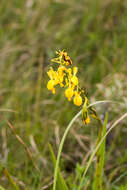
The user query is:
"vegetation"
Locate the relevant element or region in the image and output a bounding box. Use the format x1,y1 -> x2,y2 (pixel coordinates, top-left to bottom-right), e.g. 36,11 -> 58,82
0,0 -> 127,189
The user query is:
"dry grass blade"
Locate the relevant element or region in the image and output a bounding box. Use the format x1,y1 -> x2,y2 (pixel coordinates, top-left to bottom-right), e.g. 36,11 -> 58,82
3,168 -> 20,190
6,121 -> 40,172
1,128 -> 8,163
41,180 -> 53,190
71,128 -> 89,152
29,135 -> 49,172
0,109 -> 18,113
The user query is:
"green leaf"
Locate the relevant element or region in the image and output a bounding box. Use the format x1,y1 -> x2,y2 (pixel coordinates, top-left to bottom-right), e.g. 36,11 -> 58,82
92,113 -> 108,190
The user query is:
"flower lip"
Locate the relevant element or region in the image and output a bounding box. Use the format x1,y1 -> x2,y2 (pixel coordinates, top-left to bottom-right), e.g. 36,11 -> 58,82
83,116 -> 90,124
73,92 -> 82,106
47,80 -> 56,94
71,76 -> 78,86
65,87 -> 74,101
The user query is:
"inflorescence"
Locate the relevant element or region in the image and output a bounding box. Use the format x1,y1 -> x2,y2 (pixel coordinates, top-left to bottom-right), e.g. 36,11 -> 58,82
47,50 -> 91,124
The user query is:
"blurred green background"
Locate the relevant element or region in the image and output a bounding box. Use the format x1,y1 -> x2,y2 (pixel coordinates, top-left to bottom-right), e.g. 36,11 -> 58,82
0,0 -> 127,189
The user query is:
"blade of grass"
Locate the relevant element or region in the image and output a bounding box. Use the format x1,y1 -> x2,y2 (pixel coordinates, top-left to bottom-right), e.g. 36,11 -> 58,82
48,143 -> 69,190
112,170 -> 127,185
0,186 -> 5,190
92,113 -> 108,190
0,109 -> 18,113
78,112 -> 127,190
3,168 -> 20,190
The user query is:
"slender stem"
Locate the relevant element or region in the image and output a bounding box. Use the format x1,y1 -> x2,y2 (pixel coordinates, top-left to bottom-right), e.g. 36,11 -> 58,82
53,100 -> 113,190
53,110 -> 82,190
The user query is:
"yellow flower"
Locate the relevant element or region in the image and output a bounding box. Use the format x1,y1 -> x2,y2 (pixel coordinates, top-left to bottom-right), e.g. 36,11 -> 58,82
62,52 -> 72,65
73,91 -> 82,106
65,87 -> 74,101
47,80 -> 55,94
47,67 -> 61,87
51,88 -> 55,94
73,67 -> 78,75
71,67 -> 78,86
57,66 -> 66,87
51,50 -> 72,66
58,66 -> 66,74
71,75 -> 78,86
56,50 -> 64,58
82,97 -> 90,124
67,68 -> 72,76
83,116 -> 90,124
47,67 -> 57,80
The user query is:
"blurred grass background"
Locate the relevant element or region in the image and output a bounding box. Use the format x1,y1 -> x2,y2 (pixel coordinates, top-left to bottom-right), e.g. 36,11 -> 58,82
0,0 -> 127,189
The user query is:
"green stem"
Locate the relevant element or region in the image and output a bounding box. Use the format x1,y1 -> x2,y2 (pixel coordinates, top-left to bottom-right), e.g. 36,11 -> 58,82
53,110 -> 82,190
92,112 -> 107,190
53,100 -> 113,190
